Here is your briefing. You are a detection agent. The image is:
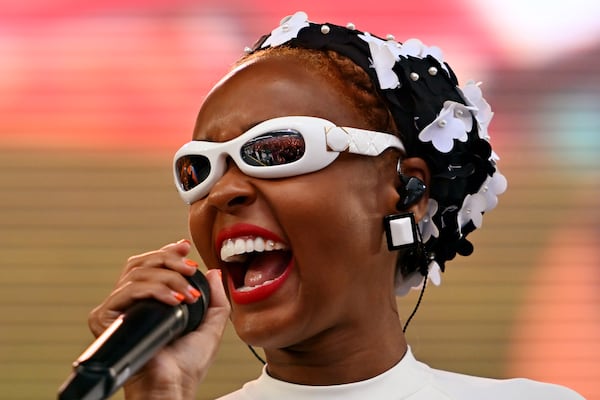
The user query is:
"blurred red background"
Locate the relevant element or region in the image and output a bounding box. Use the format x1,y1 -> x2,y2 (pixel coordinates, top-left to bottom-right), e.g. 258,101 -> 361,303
1,1 -> 598,399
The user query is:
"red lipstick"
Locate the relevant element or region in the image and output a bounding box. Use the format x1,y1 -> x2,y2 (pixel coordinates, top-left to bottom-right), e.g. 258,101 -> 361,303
216,223 -> 293,305
228,258 -> 294,305
215,223 -> 285,254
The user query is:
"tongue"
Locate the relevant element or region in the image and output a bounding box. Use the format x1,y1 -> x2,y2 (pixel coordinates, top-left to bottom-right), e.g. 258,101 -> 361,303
244,252 -> 288,288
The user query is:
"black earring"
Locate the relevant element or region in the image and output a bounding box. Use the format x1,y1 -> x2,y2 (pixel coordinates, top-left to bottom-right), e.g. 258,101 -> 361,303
384,170 -> 427,251
398,175 -> 427,208
384,211 -> 432,275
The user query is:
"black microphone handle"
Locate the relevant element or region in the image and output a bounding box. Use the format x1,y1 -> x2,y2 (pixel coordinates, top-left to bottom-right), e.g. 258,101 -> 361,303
58,270 -> 210,400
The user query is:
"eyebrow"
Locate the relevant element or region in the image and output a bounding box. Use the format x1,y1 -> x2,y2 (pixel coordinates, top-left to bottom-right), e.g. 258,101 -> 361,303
239,120 -> 265,133
200,118 -> 272,143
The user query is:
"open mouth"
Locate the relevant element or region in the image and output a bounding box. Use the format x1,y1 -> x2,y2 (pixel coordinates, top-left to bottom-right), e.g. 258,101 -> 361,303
220,236 -> 293,304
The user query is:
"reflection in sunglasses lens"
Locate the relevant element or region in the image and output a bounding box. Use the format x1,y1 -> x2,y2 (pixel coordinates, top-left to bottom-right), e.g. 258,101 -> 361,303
176,155 -> 211,191
241,130 -> 305,167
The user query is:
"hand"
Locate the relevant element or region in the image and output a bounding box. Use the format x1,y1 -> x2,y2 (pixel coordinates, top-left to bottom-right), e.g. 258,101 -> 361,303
88,240 -> 230,400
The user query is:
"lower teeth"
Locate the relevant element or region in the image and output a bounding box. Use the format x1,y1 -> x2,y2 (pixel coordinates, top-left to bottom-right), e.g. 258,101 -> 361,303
237,278 -> 276,292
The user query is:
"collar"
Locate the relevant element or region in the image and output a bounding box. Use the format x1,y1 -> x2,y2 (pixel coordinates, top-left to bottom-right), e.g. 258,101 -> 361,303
243,346 -> 431,400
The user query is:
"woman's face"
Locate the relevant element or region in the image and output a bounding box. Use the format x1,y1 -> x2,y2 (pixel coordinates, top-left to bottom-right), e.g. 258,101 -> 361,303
188,54 -> 401,350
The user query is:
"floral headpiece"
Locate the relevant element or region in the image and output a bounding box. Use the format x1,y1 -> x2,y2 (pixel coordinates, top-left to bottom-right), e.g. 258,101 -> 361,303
246,11 -> 507,295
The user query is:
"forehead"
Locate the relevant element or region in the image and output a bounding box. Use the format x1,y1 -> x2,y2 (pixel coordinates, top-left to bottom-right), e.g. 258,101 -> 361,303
192,53 -> 367,142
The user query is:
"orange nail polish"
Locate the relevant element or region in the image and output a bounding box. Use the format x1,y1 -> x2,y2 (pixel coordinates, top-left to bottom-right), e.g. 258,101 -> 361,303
184,259 -> 198,267
189,287 -> 202,298
173,291 -> 185,302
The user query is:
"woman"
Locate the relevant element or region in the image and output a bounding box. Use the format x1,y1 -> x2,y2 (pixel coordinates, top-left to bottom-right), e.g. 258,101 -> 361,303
88,12 -> 584,399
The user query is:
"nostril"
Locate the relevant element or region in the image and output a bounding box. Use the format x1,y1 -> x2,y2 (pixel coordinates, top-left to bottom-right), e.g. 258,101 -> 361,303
227,195 -> 250,208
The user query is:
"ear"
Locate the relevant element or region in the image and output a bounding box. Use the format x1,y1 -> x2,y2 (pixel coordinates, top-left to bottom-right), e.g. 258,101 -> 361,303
397,157 -> 431,222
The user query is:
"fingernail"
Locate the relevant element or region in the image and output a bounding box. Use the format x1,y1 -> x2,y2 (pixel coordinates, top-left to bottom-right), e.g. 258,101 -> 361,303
178,239 -> 191,245
184,259 -> 198,267
172,291 -> 185,302
208,268 -> 222,279
188,285 -> 202,298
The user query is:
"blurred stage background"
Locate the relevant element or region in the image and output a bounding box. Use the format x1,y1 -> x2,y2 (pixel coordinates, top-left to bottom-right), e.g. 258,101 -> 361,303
0,1 -> 598,399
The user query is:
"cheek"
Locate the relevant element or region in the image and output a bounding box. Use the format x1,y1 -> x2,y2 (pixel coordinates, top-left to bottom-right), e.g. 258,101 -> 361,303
276,168 -> 388,268
187,202 -> 216,265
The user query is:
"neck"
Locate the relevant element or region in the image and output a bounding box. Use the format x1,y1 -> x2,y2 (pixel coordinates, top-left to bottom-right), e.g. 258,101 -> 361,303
262,310 -> 408,385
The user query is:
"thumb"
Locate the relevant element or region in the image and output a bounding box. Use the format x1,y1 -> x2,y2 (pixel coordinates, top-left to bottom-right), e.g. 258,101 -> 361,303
162,238 -> 193,257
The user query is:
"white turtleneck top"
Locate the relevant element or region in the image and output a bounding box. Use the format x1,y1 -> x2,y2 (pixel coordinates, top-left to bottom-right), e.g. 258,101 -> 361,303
216,347 -> 584,399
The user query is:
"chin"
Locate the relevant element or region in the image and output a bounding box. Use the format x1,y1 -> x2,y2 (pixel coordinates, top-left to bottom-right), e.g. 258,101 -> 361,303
230,305 -> 308,350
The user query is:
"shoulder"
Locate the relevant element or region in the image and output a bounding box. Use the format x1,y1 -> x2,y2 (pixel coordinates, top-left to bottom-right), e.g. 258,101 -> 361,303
214,373 -> 262,400
425,366 -> 585,400
216,391 -> 245,400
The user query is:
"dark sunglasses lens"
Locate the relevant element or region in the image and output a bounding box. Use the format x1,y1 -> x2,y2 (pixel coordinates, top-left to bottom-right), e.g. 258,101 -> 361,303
240,130 -> 305,167
175,155 -> 210,191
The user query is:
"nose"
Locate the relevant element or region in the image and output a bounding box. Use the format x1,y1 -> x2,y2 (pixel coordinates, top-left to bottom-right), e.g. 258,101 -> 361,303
205,159 -> 257,211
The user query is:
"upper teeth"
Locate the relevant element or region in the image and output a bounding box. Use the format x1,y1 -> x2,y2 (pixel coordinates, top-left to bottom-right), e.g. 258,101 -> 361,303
220,237 -> 288,262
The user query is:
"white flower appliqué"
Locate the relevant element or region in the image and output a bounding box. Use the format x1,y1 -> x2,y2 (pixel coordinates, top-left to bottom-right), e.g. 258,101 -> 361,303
428,261 -> 442,286
395,261 -> 442,296
418,198 -> 439,242
459,81 -> 494,140
261,11 -> 310,48
418,101 -> 475,153
458,193 -> 487,230
398,39 -> 442,62
479,171 -> 507,211
395,38 -> 449,75
358,33 -> 400,89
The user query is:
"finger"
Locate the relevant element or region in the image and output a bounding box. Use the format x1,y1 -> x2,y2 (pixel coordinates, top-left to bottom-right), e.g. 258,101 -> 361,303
121,240 -> 199,278
128,239 -> 196,270
205,269 -> 230,312
159,238 -> 194,257
88,280 -> 179,337
89,278 -> 200,337
119,267 -> 202,301
188,269 -> 231,345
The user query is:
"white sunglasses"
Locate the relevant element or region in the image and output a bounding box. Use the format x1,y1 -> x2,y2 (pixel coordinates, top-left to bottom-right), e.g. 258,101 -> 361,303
173,116 -> 405,204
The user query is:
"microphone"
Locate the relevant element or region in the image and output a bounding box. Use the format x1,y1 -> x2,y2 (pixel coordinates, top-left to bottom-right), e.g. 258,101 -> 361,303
57,270 -> 210,400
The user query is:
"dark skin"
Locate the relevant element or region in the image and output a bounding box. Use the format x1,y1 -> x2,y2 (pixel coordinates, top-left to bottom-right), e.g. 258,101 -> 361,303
88,52 -> 430,399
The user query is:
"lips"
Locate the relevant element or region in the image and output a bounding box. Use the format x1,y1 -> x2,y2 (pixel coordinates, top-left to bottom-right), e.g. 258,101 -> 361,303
216,223 -> 293,304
